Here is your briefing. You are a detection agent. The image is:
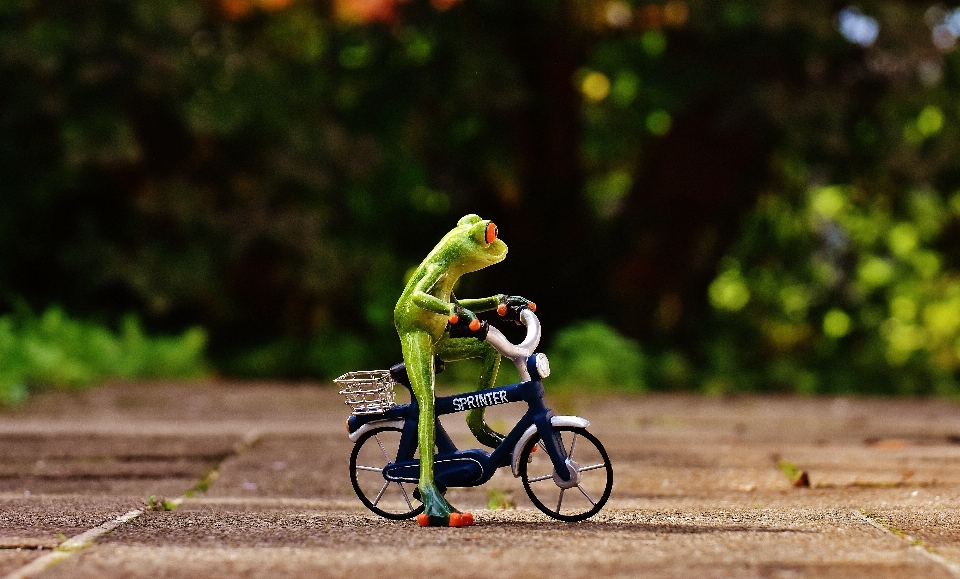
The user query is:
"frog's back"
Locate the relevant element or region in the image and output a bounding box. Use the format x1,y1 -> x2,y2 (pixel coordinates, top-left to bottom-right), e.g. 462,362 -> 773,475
394,260 -> 451,338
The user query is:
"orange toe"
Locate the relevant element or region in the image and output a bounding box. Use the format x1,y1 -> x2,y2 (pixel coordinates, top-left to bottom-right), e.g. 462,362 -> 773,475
417,513 -> 429,527
460,512 -> 474,526
449,512 -> 462,526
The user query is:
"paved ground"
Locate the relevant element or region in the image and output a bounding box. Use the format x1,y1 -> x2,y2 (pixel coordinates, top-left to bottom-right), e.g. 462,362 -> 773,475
3,380 -> 960,578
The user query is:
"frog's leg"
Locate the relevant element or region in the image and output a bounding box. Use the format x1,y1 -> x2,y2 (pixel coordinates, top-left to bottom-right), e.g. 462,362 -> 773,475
399,330 -> 473,527
436,336 -> 504,448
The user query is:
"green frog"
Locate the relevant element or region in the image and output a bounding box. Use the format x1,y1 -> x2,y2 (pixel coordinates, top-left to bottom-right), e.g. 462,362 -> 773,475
394,214 -> 531,527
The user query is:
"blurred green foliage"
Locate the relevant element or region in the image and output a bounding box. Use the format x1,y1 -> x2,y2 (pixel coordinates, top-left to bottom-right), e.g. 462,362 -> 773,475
547,320 -> 647,391
222,328 -> 367,379
704,185 -> 960,395
5,0 -> 960,396
0,306 -> 207,406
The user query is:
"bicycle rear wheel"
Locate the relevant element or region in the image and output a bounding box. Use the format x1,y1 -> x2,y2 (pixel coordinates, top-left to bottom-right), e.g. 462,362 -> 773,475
350,426 -> 423,519
518,426 -> 612,522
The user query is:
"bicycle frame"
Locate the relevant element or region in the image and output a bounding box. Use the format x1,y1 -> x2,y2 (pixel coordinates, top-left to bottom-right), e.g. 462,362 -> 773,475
346,365 -> 577,490
343,307 -> 613,522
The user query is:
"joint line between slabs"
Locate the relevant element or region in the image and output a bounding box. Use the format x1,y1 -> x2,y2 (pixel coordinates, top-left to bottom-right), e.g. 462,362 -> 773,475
0,508 -> 144,579
1,429 -> 261,579
853,509 -> 960,578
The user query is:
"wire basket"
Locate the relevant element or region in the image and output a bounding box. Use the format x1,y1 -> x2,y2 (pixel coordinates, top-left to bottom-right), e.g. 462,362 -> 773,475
335,370 -> 397,415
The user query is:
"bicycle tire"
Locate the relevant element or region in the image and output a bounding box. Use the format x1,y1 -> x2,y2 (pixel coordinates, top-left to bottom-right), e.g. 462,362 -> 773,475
349,426 -> 424,519
518,426 -> 612,522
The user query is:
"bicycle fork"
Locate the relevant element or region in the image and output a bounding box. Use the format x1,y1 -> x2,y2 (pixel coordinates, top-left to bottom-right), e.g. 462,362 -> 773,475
532,407 -> 576,485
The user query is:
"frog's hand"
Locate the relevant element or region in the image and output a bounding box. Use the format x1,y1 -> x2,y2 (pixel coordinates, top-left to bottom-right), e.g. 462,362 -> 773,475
448,303 -> 482,332
495,295 -> 537,322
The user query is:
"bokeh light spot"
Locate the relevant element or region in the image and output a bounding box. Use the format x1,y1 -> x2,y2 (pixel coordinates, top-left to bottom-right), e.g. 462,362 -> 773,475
663,1 -> 689,26
709,268 -> 751,311
410,185 -> 450,214
887,223 -> 919,257
823,309 -> 851,338
891,296 -> 917,322
605,1 -> 632,29
339,44 -> 371,68
646,109 -> 671,135
810,185 -> 846,218
949,191 -> 960,215
641,31 -> 667,57
916,105 -> 944,137
837,6 -> 879,47
581,71 -> 611,102
611,71 -> 640,106
405,32 -> 432,63
858,257 -> 894,288
586,169 -> 633,218
912,251 -> 941,279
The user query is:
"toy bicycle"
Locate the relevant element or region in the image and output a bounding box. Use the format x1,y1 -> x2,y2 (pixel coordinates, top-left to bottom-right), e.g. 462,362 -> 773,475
337,306 -> 613,522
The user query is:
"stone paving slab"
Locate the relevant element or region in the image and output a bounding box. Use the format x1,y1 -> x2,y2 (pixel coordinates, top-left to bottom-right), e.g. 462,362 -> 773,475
28,506 -> 955,579
2,382 -> 960,578
0,495 -> 143,577
205,433 -> 348,499
0,432 -> 242,496
866,508 -> 960,566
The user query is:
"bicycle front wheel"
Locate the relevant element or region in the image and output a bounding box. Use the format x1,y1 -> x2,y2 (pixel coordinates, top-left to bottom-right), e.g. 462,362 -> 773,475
349,426 -> 423,520
519,426 -> 613,522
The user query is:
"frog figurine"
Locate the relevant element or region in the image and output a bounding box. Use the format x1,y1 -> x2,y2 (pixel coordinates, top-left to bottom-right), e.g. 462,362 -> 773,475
394,214 -> 532,527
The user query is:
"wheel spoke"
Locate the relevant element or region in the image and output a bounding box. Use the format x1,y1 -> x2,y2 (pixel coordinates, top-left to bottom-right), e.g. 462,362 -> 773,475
577,485 -> 597,505
519,428 -> 612,522
374,434 -> 390,462
397,482 -> 413,509
578,463 -> 606,473
352,427 -> 425,519
372,480 -> 390,506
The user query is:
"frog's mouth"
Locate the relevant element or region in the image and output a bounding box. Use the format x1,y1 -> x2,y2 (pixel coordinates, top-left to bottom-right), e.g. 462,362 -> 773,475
463,238 -> 507,273
486,238 -> 508,263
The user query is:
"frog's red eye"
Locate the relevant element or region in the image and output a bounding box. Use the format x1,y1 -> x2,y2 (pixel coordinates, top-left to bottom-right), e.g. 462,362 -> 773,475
485,222 -> 498,244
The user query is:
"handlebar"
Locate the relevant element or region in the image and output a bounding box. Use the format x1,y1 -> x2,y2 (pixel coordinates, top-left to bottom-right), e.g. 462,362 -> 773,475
448,307 -> 542,382
485,308 -> 540,361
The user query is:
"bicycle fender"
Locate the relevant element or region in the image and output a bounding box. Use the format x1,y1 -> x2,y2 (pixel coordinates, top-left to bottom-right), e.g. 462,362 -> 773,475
349,419 -> 405,443
511,415 -> 590,477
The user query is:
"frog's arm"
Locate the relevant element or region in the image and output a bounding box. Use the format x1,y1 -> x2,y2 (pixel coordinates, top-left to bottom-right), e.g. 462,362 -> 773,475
410,267 -> 456,316
460,294 -> 536,315
456,295 -> 502,313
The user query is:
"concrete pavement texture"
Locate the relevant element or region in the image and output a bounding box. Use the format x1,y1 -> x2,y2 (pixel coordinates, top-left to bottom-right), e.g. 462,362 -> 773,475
2,381 -> 960,578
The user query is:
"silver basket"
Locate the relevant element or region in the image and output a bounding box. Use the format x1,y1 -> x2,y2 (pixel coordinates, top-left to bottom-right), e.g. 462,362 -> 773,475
335,370 -> 397,415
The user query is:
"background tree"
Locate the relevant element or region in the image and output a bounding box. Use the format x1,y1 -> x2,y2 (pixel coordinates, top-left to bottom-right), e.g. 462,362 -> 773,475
4,0 -> 960,393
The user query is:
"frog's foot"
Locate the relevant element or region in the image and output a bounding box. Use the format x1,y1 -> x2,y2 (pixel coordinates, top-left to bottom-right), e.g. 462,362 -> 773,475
415,484 -> 474,527
417,512 -> 474,527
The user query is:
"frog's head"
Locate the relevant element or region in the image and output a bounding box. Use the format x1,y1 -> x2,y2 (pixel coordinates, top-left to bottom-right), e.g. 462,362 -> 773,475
434,214 -> 507,274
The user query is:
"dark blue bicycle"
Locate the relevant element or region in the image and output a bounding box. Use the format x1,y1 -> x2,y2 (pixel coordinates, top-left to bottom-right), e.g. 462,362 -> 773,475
338,307 -> 613,522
